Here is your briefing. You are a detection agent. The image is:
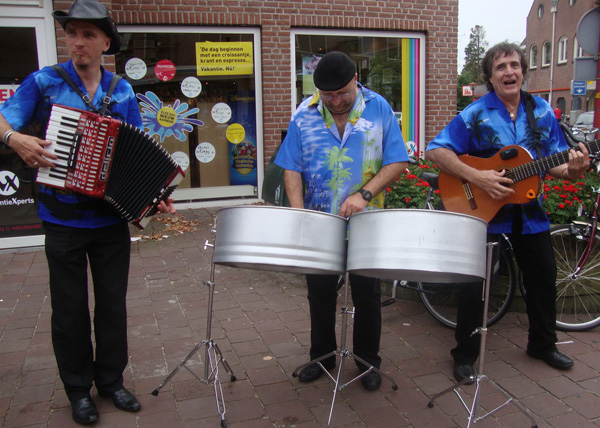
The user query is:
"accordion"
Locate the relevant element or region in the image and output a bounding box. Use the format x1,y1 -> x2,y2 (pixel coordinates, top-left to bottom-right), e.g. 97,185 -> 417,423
37,104 -> 184,229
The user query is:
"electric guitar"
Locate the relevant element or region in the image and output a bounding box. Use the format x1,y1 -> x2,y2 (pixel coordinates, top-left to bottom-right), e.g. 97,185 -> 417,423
438,140 -> 600,223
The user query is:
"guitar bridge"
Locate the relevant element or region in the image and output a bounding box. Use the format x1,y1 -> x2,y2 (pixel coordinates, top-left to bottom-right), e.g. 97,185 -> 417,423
462,180 -> 478,210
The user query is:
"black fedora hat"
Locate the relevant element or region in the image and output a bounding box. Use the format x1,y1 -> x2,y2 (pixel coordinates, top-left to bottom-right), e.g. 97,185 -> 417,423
52,0 -> 120,55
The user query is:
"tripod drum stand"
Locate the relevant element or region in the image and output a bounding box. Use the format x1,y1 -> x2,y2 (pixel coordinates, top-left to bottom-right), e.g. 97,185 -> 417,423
427,242 -> 538,428
151,232 -> 236,428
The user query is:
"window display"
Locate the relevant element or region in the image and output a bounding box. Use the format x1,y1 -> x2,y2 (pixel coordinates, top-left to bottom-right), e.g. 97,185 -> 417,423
115,29 -> 261,199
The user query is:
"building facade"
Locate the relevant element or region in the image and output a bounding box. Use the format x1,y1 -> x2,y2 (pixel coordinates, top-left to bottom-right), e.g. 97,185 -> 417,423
0,0 -> 458,249
522,0 -> 597,120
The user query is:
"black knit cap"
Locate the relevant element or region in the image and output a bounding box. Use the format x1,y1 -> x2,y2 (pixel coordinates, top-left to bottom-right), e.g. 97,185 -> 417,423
52,0 -> 120,55
313,51 -> 356,91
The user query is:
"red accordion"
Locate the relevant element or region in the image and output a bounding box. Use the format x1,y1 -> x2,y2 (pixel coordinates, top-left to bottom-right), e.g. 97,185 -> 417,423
37,104 -> 184,229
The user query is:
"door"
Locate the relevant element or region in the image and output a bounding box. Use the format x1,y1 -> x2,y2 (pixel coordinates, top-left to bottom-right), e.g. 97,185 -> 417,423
0,5 -> 57,249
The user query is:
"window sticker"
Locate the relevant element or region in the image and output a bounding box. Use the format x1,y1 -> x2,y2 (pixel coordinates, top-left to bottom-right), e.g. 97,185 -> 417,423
195,142 -> 216,163
125,58 -> 147,80
211,102 -> 232,123
154,59 -> 176,82
226,123 -> 245,144
137,91 -> 204,142
181,76 -> 202,98
171,151 -> 190,171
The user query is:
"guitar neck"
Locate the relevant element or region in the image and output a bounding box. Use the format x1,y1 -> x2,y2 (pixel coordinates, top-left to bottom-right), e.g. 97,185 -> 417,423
509,139 -> 600,183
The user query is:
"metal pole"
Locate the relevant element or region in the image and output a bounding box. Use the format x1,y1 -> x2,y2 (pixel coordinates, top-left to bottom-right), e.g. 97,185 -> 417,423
549,0 -> 559,105
595,8 -> 600,130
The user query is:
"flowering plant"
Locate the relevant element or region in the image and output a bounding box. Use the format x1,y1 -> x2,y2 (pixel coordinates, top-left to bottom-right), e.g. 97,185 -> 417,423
385,158 -> 599,225
542,171 -> 599,224
384,159 -> 441,209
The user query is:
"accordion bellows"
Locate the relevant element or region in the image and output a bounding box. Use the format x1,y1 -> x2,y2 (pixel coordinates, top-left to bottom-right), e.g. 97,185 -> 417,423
38,104 -> 184,229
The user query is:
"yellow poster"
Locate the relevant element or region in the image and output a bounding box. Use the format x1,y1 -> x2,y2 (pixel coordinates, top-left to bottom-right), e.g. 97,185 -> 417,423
196,42 -> 254,76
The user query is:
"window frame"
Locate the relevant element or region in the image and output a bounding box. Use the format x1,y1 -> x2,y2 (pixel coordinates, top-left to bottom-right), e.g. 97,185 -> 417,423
529,44 -> 538,69
573,37 -> 584,59
557,36 -> 568,64
542,41 -> 551,67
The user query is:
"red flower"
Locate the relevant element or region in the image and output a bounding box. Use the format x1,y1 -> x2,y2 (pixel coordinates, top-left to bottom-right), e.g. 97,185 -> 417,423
559,203 -> 565,209
405,197 -> 411,203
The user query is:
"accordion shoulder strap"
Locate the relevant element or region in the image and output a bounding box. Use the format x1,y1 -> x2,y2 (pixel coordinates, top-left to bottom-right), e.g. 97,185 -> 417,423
52,65 -> 122,117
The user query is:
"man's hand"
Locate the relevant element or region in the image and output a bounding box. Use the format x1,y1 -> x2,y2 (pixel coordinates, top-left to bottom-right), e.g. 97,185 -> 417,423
8,132 -> 57,169
473,169 -> 515,200
339,192 -> 368,217
566,142 -> 590,179
156,198 -> 176,215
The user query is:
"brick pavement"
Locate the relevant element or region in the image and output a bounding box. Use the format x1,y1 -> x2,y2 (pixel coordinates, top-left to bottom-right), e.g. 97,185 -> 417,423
1,207 -> 600,427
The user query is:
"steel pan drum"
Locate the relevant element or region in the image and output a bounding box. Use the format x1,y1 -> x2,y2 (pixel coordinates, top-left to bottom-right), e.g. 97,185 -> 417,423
213,206 -> 347,274
347,209 -> 487,283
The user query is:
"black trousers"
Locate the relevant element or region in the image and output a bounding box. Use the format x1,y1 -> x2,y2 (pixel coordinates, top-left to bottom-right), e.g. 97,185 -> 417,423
452,231 -> 558,365
306,273 -> 382,370
44,221 -> 131,401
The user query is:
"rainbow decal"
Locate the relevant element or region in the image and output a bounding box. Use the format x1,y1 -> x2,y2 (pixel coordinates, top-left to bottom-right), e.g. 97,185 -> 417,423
401,38 -> 420,156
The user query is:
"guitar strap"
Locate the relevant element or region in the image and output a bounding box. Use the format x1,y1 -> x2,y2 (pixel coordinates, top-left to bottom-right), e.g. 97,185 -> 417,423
52,65 -> 121,116
522,91 -> 543,160
522,91 -> 547,204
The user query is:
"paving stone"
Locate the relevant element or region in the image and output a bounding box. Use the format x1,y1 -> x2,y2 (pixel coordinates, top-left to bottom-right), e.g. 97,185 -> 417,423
2,207 -> 600,427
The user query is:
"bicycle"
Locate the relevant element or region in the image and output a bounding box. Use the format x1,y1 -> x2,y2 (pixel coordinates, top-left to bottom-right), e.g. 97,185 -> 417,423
549,126 -> 600,331
394,171 -> 521,329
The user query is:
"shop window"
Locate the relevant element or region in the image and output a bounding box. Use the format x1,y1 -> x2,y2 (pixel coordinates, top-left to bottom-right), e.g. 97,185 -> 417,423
291,30 -> 424,155
115,27 -> 262,201
542,41 -> 551,67
529,45 -> 538,69
557,37 -> 568,64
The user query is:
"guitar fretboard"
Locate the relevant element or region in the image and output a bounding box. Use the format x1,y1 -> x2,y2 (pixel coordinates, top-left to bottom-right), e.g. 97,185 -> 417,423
508,139 -> 600,182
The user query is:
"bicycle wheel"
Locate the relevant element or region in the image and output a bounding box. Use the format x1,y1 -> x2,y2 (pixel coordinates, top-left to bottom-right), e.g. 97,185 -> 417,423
418,236 -> 517,329
550,223 -> 600,331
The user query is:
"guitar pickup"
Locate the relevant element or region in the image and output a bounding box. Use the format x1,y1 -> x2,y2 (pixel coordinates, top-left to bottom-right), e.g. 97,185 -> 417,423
500,147 -> 518,160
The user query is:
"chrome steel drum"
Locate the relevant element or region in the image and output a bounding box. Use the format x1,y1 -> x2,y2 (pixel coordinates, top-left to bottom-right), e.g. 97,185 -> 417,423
213,206 -> 347,274
347,209 -> 487,282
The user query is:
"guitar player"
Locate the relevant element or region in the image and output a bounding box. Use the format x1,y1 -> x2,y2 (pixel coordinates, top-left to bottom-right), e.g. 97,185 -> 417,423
426,42 -> 589,385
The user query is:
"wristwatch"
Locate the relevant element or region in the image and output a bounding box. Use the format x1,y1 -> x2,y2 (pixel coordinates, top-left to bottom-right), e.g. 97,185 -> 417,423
358,188 -> 373,202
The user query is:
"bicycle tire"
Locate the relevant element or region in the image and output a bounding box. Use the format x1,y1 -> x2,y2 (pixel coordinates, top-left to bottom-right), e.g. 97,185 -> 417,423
550,223 -> 600,331
417,235 -> 517,329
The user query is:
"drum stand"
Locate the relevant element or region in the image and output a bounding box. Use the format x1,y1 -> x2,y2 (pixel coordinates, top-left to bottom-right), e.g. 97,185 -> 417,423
427,242 -> 538,428
293,272 -> 398,427
152,237 -> 236,428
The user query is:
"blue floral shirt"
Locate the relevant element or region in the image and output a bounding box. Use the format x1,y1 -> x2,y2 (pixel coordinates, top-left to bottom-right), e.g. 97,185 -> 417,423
426,90 -> 569,234
0,60 -> 143,228
275,84 -> 408,214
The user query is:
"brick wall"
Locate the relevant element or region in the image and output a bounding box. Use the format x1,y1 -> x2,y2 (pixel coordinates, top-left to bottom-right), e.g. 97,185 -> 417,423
524,0 -> 597,114
53,0 -> 458,160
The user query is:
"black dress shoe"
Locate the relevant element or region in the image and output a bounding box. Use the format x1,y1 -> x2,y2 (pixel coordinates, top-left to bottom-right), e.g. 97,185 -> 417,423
453,364 -> 475,385
298,361 -> 335,383
527,349 -> 574,369
71,397 -> 99,425
360,371 -> 382,391
98,388 -> 141,412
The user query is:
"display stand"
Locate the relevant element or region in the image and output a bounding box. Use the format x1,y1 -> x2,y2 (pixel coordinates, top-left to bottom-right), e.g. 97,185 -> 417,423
152,237 -> 236,428
293,272 -> 398,427
427,242 -> 538,428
